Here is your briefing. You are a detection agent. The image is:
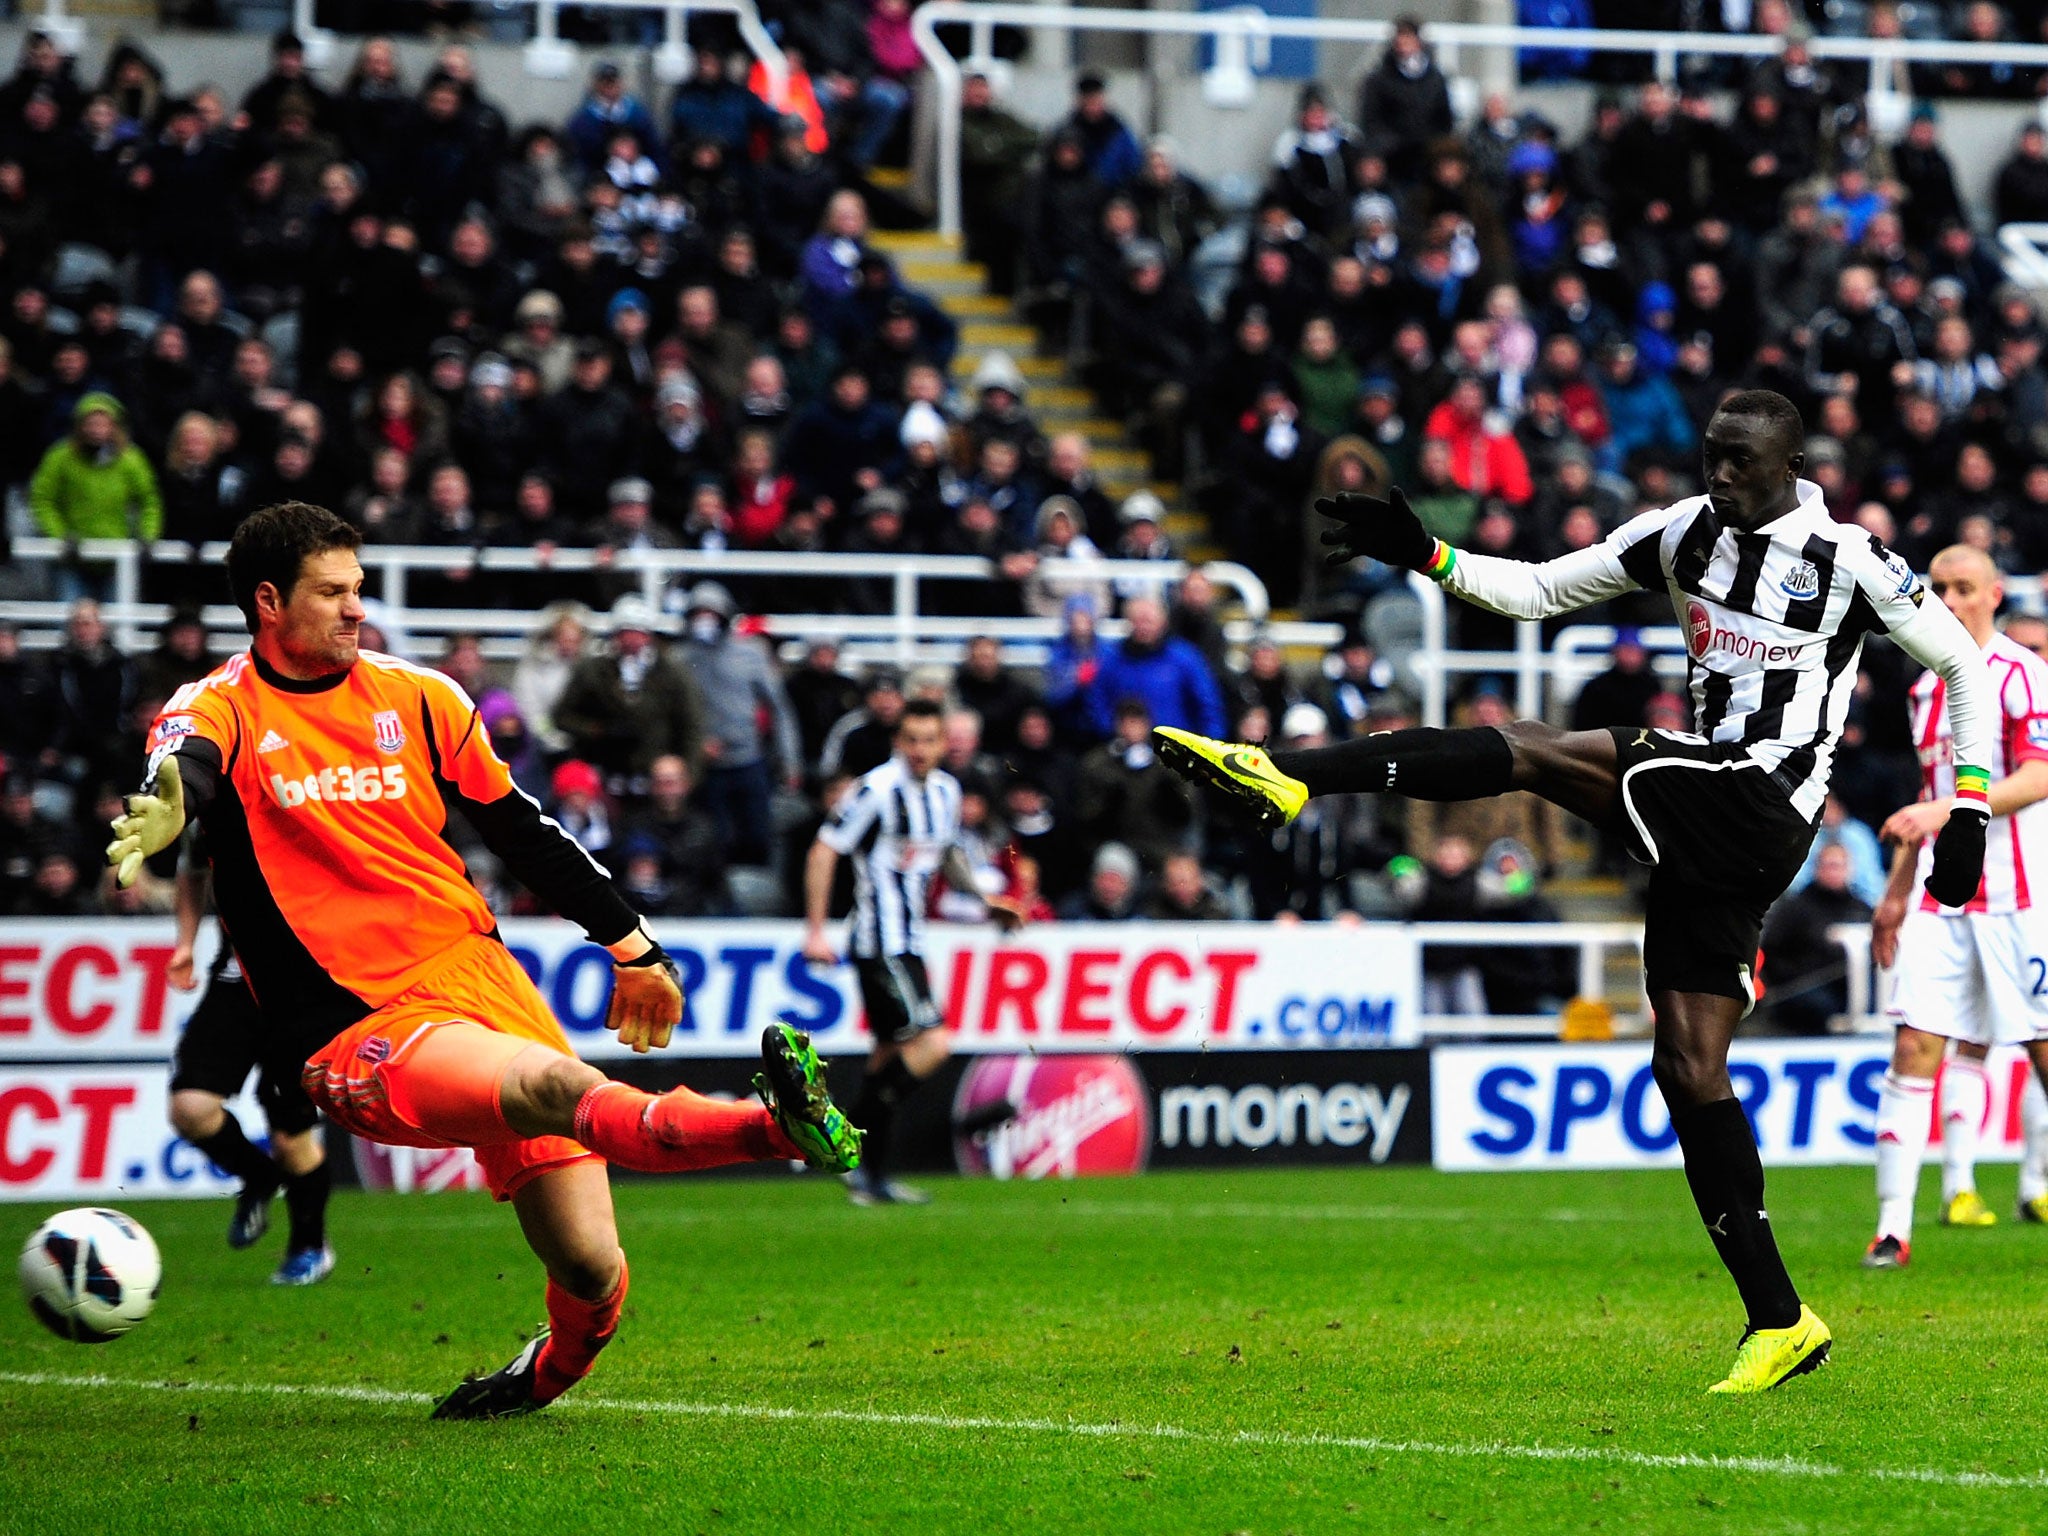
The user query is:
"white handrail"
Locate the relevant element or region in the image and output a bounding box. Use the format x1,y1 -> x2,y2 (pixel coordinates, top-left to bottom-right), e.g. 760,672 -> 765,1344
278,0 -> 787,92
1999,222 -> 2048,291
1827,922 -> 1894,1034
3,537 -> 1293,663
1407,919 -> 1646,1038
910,2 -> 2048,239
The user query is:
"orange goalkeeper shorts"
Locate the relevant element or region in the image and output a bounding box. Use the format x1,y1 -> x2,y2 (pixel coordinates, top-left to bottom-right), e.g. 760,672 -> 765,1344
302,933 -> 602,1201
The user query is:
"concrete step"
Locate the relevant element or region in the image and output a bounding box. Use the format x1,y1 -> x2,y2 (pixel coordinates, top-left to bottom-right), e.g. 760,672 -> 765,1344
1547,875 -> 1640,926
870,230 -> 960,255
898,257 -> 987,286
957,320 -> 1039,350
1098,469 -> 1171,494
1032,385 -> 1093,410
952,350 -> 1066,380
1028,417 -> 1129,443
913,279 -> 997,303
934,293 -> 1015,318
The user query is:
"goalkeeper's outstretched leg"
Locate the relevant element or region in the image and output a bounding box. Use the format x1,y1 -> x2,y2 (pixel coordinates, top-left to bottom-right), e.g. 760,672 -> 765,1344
297,938 -> 860,1418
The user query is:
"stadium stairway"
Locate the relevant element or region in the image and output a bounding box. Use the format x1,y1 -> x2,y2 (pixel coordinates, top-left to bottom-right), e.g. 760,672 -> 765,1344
872,226 -> 1643,993
870,228 -> 1221,565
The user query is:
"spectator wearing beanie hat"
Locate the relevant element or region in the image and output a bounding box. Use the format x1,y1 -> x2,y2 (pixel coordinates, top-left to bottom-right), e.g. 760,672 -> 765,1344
546,757 -> 613,860
674,580 -> 801,865
554,593 -> 704,789
1057,839 -> 1143,921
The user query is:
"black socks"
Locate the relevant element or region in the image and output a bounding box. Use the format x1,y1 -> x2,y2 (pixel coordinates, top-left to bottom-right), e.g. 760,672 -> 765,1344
1270,727 -> 1516,802
1669,1097 -> 1802,1331
192,1111 -> 280,1194
850,1055 -> 923,1181
283,1159 -> 331,1252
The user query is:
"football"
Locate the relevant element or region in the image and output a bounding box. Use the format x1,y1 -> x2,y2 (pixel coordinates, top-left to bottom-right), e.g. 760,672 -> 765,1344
18,1208 -> 162,1344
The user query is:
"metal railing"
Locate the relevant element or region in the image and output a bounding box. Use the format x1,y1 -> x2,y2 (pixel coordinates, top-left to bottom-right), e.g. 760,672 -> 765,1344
1829,922 -> 1896,1034
1401,575 -> 1696,728
910,3 -> 2048,240
2,537 -> 1346,667
1411,919 -> 1646,1039
291,0 -> 787,84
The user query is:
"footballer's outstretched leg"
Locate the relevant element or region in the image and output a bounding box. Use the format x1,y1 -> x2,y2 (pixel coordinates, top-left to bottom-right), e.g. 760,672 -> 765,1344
1158,715 -> 1833,1390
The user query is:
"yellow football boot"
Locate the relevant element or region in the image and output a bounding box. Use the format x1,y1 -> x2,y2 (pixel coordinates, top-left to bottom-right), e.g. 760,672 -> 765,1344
1707,1305 -> 1832,1394
1152,728 -> 1309,829
1939,1190 -> 1997,1227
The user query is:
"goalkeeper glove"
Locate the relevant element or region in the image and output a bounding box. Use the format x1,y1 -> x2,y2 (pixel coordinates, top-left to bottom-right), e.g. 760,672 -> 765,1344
609,941 -> 685,1053
106,756 -> 187,888
1316,486 -> 1440,572
1924,803 -> 1989,909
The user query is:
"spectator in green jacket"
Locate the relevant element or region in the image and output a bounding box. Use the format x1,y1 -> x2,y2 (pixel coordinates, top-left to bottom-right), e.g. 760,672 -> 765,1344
30,393 -> 163,601
958,70 -> 1040,295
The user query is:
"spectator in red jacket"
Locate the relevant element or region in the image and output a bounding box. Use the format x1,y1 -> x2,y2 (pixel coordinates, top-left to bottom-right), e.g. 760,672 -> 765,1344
1423,375 -> 1533,505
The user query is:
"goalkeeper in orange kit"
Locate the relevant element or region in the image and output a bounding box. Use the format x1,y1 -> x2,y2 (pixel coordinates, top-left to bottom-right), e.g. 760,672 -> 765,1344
110,501 -> 861,1418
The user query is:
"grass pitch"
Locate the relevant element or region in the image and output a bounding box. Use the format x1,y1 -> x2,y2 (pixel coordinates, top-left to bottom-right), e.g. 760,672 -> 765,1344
4,1164 -> 2047,1535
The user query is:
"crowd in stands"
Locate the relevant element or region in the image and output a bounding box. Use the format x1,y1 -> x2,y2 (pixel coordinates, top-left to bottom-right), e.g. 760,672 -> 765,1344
9,4 -> 2048,1023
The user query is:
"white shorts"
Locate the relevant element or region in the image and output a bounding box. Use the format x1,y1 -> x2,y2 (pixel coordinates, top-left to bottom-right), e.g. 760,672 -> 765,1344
1887,909 -> 2048,1046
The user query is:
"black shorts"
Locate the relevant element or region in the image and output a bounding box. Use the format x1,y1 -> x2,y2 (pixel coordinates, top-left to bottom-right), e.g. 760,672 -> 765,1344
1610,728 -> 1819,1009
855,954 -> 942,1045
168,973 -> 322,1137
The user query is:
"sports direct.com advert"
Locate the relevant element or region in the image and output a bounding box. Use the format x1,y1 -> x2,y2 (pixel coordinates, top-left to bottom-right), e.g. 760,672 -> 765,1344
0,917 -> 1420,1199
2,918 -> 2004,1196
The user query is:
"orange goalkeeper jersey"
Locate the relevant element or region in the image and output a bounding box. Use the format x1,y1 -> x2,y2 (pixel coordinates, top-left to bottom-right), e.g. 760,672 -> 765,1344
146,648 -> 637,1055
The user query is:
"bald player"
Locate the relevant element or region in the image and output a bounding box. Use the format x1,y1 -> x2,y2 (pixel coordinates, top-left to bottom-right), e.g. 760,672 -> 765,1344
1867,545 -> 2048,1265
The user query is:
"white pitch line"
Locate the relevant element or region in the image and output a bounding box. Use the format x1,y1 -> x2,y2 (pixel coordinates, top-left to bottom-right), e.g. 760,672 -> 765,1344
1,1369 -> 2044,1492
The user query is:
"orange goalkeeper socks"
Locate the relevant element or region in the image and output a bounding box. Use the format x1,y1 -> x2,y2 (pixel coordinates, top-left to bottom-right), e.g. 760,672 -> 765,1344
533,1257 -> 627,1406
571,1080 -> 799,1171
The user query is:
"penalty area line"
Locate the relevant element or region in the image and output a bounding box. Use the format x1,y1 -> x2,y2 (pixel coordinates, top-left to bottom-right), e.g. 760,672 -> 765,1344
1,1369 -> 2044,1492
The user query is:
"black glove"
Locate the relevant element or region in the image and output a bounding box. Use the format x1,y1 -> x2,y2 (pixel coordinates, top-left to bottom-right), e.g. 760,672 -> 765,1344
1925,805 -> 1989,908
1315,486 -> 1438,571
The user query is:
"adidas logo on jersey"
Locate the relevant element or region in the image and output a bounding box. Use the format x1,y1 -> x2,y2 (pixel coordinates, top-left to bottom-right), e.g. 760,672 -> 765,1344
270,763 -> 408,808
257,730 -> 291,754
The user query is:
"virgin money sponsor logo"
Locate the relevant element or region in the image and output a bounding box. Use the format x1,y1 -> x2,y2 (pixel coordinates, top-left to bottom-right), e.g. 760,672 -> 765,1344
952,1054 -> 1149,1178
1158,1079 -> 1411,1161
1684,601 -> 1809,665
1686,601 -> 1711,658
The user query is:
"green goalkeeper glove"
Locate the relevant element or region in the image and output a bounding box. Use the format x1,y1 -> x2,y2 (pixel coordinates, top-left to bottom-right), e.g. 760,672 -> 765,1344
107,756 -> 187,888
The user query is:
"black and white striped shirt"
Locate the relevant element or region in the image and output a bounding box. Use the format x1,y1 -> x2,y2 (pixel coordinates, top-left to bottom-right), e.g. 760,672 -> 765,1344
1441,479 -> 1992,820
817,756 -> 964,958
